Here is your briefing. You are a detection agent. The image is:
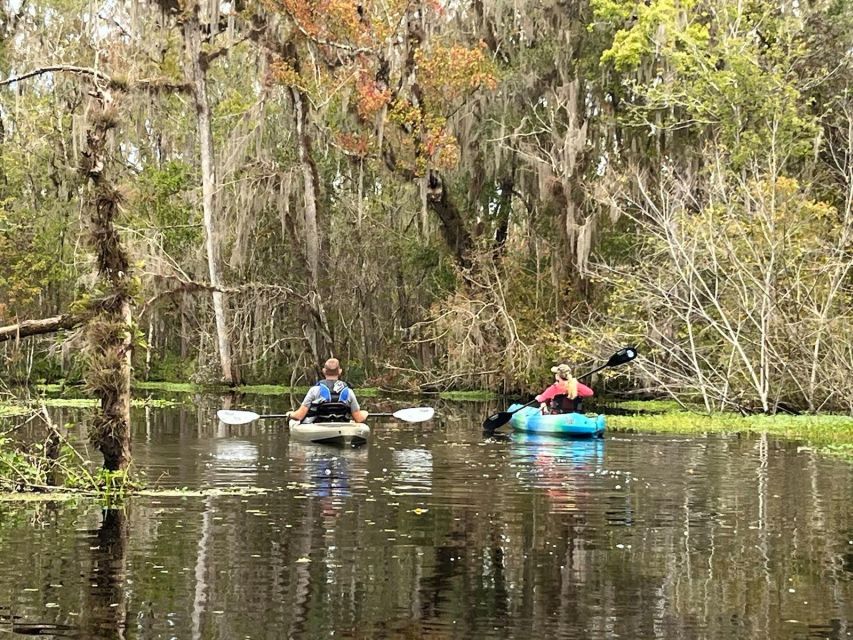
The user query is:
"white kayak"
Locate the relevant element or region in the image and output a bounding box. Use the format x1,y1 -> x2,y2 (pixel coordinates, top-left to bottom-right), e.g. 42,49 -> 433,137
288,419 -> 370,447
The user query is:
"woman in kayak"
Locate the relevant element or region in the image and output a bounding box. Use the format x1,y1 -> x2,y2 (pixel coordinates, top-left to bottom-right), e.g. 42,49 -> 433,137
536,364 -> 594,414
286,357 -> 369,424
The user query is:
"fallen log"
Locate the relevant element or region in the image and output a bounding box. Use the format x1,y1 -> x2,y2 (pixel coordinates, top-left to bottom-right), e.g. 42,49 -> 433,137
0,314 -> 82,343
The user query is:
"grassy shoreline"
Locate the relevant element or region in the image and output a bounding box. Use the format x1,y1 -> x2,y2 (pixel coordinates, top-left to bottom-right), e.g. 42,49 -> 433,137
32,381 -> 498,400
40,381 -> 384,397
604,403 -> 853,458
0,397 -> 180,413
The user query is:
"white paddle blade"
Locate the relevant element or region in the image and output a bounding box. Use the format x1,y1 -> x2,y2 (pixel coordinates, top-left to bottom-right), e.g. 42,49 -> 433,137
217,409 -> 260,425
392,407 -> 435,423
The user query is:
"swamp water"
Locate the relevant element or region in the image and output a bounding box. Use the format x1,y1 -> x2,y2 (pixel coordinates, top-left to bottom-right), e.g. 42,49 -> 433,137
0,395 -> 850,639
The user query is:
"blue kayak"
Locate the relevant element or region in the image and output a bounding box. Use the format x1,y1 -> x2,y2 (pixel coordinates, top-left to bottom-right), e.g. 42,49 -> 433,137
507,403 -> 605,437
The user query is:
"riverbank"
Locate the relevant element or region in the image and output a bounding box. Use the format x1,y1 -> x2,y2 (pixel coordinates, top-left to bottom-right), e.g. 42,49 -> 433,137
28,381 -> 499,401
606,401 -> 853,458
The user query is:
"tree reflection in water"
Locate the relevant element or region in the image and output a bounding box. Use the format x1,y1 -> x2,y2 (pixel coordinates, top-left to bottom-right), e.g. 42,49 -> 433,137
83,508 -> 128,640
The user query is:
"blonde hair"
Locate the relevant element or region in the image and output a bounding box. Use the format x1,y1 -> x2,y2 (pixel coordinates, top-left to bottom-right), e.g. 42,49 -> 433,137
553,369 -> 579,398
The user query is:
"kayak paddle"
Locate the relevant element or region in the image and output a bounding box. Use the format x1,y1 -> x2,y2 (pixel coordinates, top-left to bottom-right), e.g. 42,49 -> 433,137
365,407 -> 435,422
217,410 -> 289,425
481,346 -> 638,432
217,406 -> 435,425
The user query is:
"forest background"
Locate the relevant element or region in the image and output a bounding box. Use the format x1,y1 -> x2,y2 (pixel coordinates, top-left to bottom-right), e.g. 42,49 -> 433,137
1,0 -> 851,417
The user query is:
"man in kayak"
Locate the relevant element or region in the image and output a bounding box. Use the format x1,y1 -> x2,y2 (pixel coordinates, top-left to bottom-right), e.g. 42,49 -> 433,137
286,358 -> 369,424
536,364 -> 594,414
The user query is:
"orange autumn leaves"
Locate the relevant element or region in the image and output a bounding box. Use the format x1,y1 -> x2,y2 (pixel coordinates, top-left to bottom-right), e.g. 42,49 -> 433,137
355,71 -> 391,119
414,43 -> 497,106
344,43 -> 497,171
269,0 -> 408,47
264,0 -> 497,172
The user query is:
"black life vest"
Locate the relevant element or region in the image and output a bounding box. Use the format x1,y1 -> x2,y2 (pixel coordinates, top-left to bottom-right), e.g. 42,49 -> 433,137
549,394 -> 582,414
305,379 -> 353,423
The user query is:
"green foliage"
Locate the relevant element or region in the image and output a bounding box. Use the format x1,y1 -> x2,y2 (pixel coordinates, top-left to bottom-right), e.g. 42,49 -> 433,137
0,431 -> 97,493
235,384 -> 309,395
214,88 -> 255,122
0,435 -> 47,491
608,399 -> 688,413
593,0 -> 708,71
591,0 -> 819,168
0,403 -> 29,418
17,397 -> 178,408
340,361 -> 367,386
133,380 -> 207,393
608,410 -> 853,457
437,390 -> 497,401
145,352 -> 197,383
0,208 -> 70,310
93,468 -> 133,501
594,221 -> 638,264
133,161 -> 198,255
402,238 -> 456,296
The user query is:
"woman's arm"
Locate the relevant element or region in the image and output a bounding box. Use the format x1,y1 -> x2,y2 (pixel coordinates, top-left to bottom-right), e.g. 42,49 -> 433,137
536,382 -> 563,403
576,381 -> 594,397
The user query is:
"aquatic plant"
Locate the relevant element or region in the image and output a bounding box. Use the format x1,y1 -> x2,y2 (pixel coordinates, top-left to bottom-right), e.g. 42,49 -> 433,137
608,410 -> 853,458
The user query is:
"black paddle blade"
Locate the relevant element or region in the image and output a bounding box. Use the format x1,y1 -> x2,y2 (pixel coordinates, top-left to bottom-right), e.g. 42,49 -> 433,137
606,346 -> 638,368
482,410 -> 513,431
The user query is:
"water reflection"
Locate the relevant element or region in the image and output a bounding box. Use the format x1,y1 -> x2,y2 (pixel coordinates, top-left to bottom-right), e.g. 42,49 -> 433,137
391,448 -> 433,495
0,400 -> 849,639
83,508 -> 129,640
509,434 -> 605,513
289,442 -> 368,500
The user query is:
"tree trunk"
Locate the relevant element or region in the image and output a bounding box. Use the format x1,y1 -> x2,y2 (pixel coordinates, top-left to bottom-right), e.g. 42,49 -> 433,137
292,87 -> 320,292
426,170 -> 472,269
183,3 -> 235,385
493,172 -> 515,255
290,85 -> 332,363
80,90 -> 133,472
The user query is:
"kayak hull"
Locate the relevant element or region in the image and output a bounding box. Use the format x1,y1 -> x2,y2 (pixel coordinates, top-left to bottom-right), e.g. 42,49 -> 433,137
289,420 -> 370,447
507,404 -> 605,437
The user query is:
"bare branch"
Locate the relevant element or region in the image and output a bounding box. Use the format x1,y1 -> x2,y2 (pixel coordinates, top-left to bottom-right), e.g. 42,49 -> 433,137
279,9 -> 373,55
204,34 -> 253,65
139,276 -> 302,317
0,65 -> 192,95
0,65 -> 114,88
134,78 -> 193,94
